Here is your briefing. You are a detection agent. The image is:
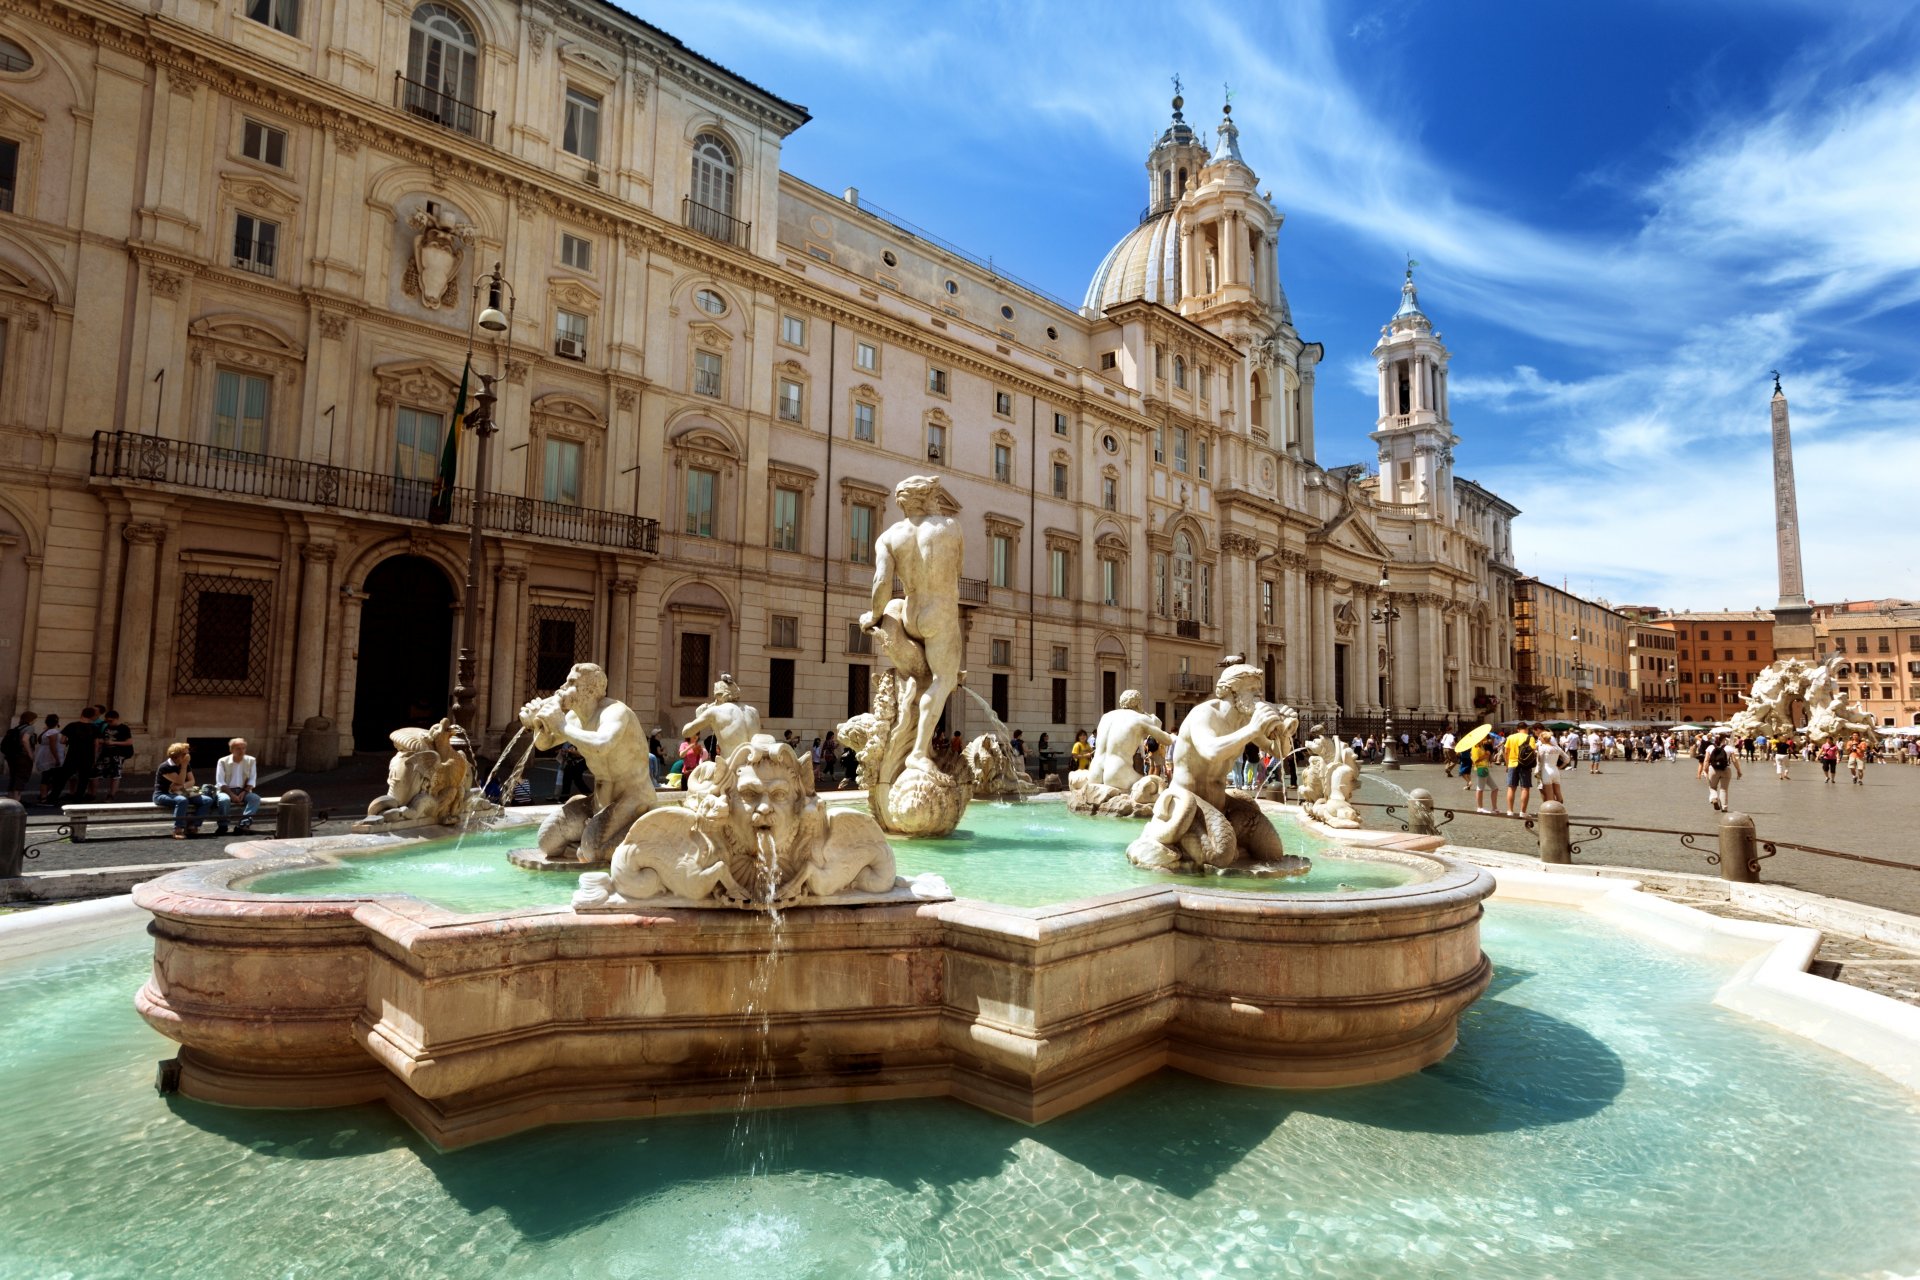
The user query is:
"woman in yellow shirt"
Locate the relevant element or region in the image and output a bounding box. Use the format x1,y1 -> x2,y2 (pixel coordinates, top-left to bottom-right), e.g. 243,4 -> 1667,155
1070,730 -> 1093,774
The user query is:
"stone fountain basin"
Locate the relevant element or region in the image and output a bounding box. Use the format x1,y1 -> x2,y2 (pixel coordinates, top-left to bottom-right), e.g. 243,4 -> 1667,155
132,842 -> 1492,1149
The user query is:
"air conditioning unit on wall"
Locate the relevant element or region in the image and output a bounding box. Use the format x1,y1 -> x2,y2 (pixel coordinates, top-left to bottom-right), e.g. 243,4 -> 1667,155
555,337 -> 585,360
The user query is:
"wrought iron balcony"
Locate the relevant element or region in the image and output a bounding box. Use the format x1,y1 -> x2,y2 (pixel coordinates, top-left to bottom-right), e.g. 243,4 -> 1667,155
394,73 -> 495,144
1172,672 -> 1213,694
958,577 -> 988,605
683,197 -> 749,249
1176,618 -> 1202,639
89,430 -> 658,554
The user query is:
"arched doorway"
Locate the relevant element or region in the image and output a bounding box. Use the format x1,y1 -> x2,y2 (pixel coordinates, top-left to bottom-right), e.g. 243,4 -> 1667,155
353,555 -> 455,751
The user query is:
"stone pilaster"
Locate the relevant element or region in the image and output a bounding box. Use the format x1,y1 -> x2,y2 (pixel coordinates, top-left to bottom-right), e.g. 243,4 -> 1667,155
112,522 -> 166,725
290,542 -> 336,725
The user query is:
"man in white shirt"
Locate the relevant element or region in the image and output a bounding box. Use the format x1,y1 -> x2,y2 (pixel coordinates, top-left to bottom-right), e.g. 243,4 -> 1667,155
214,737 -> 261,834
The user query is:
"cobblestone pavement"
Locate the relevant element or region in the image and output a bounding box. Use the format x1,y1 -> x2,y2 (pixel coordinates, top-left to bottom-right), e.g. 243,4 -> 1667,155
1352,755 -> 1920,917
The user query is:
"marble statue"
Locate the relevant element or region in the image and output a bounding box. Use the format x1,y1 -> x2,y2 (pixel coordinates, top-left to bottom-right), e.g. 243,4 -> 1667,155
354,718 -> 474,831
1125,665 -> 1307,874
680,673 -> 762,797
1068,689 -> 1173,818
518,662 -> 655,864
574,737 -> 935,909
403,204 -> 472,310
964,731 -> 1036,799
837,475 -> 971,837
1297,725 -> 1362,829
1728,652 -> 1878,743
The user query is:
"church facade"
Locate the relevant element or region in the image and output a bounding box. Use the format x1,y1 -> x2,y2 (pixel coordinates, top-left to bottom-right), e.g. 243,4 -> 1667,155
0,0 -> 1516,764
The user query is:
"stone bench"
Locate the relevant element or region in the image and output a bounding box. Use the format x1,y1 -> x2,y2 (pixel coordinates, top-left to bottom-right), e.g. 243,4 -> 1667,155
63,796 -> 282,842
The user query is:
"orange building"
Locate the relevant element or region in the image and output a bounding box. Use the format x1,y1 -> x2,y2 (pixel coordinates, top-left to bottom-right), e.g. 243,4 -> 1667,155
1815,600 -> 1920,728
1655,611 -> 1775,724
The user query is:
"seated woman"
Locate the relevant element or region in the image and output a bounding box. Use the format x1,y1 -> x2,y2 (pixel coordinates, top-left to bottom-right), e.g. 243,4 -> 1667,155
152,741 -> 215,839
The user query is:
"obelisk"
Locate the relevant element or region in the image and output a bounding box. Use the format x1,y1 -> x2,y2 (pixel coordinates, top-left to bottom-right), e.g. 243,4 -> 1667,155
1767,373 -> 1816,660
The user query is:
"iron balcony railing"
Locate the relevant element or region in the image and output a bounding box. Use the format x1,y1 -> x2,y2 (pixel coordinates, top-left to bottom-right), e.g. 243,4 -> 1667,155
683,197 -> 749,249
395,73 -> 495,145
958,577 -> 988,605
90,430 -> 658,554
232,237 -> 276,276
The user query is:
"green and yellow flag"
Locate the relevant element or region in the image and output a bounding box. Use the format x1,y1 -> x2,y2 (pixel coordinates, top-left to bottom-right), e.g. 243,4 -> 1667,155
426,356 -> 470,525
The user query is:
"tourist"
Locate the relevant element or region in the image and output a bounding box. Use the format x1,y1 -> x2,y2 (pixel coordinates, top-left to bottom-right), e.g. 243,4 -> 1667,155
50,705 -> 101,802
678,734 -> 702,778
3,711 -> 36,802
647,733 -> 665,785
1846,737 -> 1868,786
1036,732 -> 1051,775
1584,729 -> 1604,774
1818,739 -> 1840,784
1537,729 -> 1573,806
213,737 -> 262,834
1503,724 -> 1537,818
1011,729 -> 1027,765
30,714 -> 64,804
1071,729 -> 1093,776
555,743 -> 590,800
153,741 -> 215,838
1471,735 -> 1497,813
1773,736 -> 1793,780
96,710 -> 134,800
1699,732 -> 1741,812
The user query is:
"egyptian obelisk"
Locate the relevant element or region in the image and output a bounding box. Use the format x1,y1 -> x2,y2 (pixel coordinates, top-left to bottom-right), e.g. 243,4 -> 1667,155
1768,373 -> 1816,660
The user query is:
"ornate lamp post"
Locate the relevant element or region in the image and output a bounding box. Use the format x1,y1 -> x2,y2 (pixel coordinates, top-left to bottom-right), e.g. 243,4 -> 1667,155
1372,569 -> 1402,770
447,263 -> 514,741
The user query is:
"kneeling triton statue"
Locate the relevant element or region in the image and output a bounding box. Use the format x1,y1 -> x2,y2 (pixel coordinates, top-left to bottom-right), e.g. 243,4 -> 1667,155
518,662 -> 655,864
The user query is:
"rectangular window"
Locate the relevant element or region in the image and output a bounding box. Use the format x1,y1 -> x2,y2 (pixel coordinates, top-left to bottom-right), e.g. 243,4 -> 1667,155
1200,563 -> 1213,625
1051,462 -> 1068,499
678,631 -> 712,700
1198,440 -> 1210,481
1261,580 -> 1275,625
1053,412 -> 1069,435
212,368 -> 271,454
392,406 -> 442,482
855,339 -> 877,371
543,437 -> 582,505
1102,558 -> 1120,607
1199,366 -> 1211,401
1051,645 -> 1070,672
560,233 -> 592,270
852,401 -> 876,442
777,379 -> 803,423
1102,476 -> 1117,512
244,0 -> 298,36
562,88 -> 601,162
1153,347 -> 1164,380
694,350 -> 723,398
781,314 -> 806,346
847,663 -> 871,721
770,614 -> 800,649
1052,677 -> 1068,725
926,422 -> 946,461
990,638 -> 1012,667
1878,636 -> 1891,653
1099,351 -> 1117,371
928,367 -> 948,396
1747,629 -> 1757,641
994,390 -> 1013,417
991,534 -> 1012,588
684,467 -> 716,537
0,140 -> 13,213
847,622 -> 873,655
555,309 -> 587,356
240,118 -> 287,168
1050,548 -> 1070,598
1856,637 -> 1867,654
1173,427 -> 1189,473
1154,425 -> 1165,464
232,213 -> 277,276
771,486 -> 800,551
767,657 -> 795,719
849,502 -> 875,564
993,444 -> 1011,483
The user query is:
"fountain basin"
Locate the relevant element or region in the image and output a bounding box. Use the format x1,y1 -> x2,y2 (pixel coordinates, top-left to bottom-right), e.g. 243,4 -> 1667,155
133,844 -> 1491,1148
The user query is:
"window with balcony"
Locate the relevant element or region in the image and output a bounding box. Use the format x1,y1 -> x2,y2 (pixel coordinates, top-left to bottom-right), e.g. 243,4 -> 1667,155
212,368 -> 271,454
777,378 -> 803,423
990,534 -> 1012,588
245,0 -> 299,36
404,5 -> 483,138
560,232 -> 592,270
771,486 -> 800,551
232,213 -> 278,276
1173,427 -> 1189,473
554,309 -> 587,358
684,466 -> 716,537
390,406 -> 443,517
694,349 -> 723,398
992,443 -> 1011,483
562,87 -> 600,162
240,118 -> 288,168
543,437 -> 582,505
849,502 -> 875,564
852,400 -> 876,442
687,132 -> 737,242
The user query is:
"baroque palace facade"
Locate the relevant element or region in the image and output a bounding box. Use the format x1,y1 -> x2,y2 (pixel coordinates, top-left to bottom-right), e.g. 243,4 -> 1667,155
0,0 -> 1517,763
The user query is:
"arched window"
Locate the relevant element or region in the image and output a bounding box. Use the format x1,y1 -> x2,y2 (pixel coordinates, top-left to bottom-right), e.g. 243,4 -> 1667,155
406,5 -> 479,133
1172,532 -> 1195,619
691,132 -> 736,218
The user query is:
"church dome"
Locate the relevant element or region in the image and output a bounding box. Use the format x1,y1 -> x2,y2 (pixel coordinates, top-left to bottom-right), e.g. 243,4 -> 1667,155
1083,209 -> 1181,313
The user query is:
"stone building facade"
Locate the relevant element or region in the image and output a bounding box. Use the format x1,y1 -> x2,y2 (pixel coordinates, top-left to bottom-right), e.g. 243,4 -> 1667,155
1815,601 -> 1920,728
0,0 -> 1517,764
1655,611 -> 1776,725
1511,579 -> 1632,722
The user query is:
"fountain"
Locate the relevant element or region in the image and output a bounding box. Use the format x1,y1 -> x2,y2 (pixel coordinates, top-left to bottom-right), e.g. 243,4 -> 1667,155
508,661 -> 656,869
351,717 -> 486,833
1728,651 -> 1880,742
1066,688 -> 1171,817
1297,723 -> 1363,829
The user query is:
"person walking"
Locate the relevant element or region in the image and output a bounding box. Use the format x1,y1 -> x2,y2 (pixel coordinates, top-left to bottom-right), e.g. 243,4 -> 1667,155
1846,737 -> 1868,786
3,711 -> 37,801
1817,739 -> 1839,785
30,714 -> 64,804
1503,724 -> 1537,818
1699,732 -> 1742,812
96,710 -> 134,799
1537,729 -> 1573,807
1471,736 -> 1498,813
1773,736 -> 1793,781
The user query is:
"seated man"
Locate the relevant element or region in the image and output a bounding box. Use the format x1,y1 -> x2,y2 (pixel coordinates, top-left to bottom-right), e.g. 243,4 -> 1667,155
214,737 -> 262,834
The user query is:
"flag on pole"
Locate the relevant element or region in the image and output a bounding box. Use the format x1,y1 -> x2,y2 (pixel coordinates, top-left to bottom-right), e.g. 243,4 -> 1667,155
427,356 -> 470,525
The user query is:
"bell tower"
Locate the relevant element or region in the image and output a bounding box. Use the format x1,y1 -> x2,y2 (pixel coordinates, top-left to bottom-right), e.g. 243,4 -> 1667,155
1369,264 -> 1456,512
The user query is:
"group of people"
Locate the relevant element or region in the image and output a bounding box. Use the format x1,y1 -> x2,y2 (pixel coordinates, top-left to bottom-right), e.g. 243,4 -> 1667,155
3,707 -> 135,804
1458,724 -> 1578,817
149,738 -> 263,838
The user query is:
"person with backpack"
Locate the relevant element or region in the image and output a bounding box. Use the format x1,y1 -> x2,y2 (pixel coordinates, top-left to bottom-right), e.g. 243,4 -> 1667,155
1698,732 -> 1741,812
1503,724 -> 1537,818
3,711 -> 37,801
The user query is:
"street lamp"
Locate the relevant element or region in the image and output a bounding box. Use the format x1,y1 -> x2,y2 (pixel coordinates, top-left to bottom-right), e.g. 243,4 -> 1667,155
1372,569 -> 1401,770
447,262 -> 515,743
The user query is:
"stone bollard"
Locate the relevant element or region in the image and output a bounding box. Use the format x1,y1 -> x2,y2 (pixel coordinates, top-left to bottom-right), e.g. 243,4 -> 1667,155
1536,800 -> 1572,864
0,798 -> 25,878
274,789 -> 313,841
1718,810 -> 1759,883
1407,788 -> 1440,836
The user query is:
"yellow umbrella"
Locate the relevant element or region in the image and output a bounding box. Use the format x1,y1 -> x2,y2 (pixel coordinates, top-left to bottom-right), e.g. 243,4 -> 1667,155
1453,723 -> 1493,754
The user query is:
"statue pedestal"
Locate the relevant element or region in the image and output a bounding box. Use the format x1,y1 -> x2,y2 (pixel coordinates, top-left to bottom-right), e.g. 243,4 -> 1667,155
508,848 -> 608,872
873,766 -> 968,838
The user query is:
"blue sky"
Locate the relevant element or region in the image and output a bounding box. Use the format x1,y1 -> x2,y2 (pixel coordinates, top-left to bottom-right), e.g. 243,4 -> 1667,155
634,0 -> 1920,611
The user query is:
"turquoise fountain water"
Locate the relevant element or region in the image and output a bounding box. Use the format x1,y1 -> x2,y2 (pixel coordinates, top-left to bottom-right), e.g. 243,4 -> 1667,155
243,803 -> 1414,913
4,901 -> 1919,1277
